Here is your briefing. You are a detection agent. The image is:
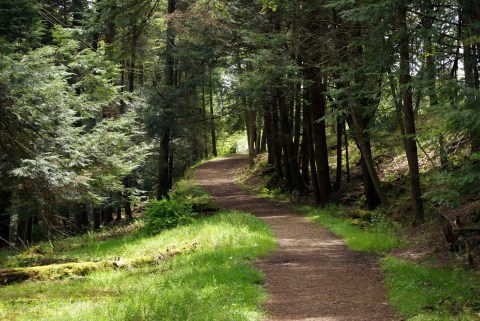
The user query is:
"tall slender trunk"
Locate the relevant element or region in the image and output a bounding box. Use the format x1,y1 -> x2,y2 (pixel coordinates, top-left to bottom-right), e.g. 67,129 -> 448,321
304,98 -> 321,205
209,77 -> 217,157
300,114 -> 310,186
309,71 -> 331,202
460,1 -> 480,152
334,117 -> 344,191
277,87 -> 305,193
424,3 -> 447,166
0,191 -> 11,247
264,106 -> 275,165
93,208 -> 101,230
344,121 -> 350,183
255,115 -> 262,154
104,2 -> 116,58
127,24 -> 138,95
348,113 -> 386,207
293,82 -> 302,156
17,215 -> 33,245
202,78 -> 209,158
269,96 -> 284,182
157,0 -> 175,199
399,6 -> 424,222
158,128 -> 171,199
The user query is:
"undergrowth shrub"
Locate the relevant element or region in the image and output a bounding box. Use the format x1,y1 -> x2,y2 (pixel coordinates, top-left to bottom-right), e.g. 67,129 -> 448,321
144,197 -> 195,234
424,153 -> 480,208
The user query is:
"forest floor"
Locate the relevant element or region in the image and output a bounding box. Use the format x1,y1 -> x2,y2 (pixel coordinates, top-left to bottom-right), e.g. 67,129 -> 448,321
194,155 -> 400,321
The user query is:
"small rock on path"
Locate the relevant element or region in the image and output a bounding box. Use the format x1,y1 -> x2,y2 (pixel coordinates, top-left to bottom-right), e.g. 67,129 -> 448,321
194,156 -> 398,321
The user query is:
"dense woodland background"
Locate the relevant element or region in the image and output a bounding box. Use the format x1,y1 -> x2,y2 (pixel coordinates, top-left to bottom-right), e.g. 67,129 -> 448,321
0,0 -> 479,247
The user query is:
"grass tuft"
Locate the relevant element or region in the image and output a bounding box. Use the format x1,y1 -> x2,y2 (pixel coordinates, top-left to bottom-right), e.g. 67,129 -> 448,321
298,204 -> 403,252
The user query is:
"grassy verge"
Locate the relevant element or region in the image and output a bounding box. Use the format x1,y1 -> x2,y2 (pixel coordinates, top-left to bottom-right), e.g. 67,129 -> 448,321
0,212 -> 276,321
297,204 -> 402,252
382,256 -> 480,321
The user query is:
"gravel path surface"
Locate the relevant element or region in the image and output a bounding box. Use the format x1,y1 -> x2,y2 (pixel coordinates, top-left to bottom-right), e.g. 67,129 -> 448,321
194,155 -> 398,321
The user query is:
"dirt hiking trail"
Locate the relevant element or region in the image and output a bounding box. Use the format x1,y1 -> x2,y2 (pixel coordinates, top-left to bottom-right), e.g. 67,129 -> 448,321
194,156 -> 398,321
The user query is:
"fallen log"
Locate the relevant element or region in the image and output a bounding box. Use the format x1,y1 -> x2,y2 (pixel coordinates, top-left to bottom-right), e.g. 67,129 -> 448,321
0,243 -> 198,285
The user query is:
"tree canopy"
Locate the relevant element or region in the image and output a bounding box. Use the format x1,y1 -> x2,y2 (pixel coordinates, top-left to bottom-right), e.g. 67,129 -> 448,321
0,0 -> 479,245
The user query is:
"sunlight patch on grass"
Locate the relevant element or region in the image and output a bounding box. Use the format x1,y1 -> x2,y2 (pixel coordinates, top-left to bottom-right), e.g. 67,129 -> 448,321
298,205 -> 402,252
0,212 -> 276,321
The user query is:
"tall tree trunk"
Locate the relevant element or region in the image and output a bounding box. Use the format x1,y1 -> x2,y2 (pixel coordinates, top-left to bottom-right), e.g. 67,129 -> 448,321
460,0 -> 480,152
269,96 -> 284,182
17,215 -> 33,246
209,77 -> 218,157
292,82 -> 302,157
348,113 -> 386,207
93,208 -> 101,230
81,205 -> 89,228
255,115 -> 262,154
334,117 -> 344,191
102,206 -> 114,225
300,115 -> 310,186
0,191 -> 11,247
264,106 -> 275,165
158,128 -> 171,199
123,176 -> 133,220
424,6 -> 447,166
277,87 -> 305,193
344,121 -> 351,183
399,6 -> 424,222
104,1 -> 116,58
309,70 -> 331,202
202,79 -> 209,158
157,0 -> 175,199
74,211 -> 83,232
245,106 -> 256,163
127,23 -> 138,96
304,98 -> 321,205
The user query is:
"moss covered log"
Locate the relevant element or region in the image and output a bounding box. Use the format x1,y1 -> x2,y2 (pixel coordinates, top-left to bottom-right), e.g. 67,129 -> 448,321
0,244 -> 197,285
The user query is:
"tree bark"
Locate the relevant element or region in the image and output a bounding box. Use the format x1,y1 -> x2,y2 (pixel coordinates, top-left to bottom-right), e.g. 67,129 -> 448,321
348,112 -> 386,207
309,70 -> 331,203
0,191 -> 11,247
93,208 -> 101,230
268,96 -> 284,182
304,98 -> 322,205
202,78 -> 209,158
344,121 -> 351,183
460,1 -> 480,152
334,117 -> 344,191
157,0 -> 175,199
209,77 -> 218,157
17,215 -> 33,246
264,106 -> 275,165
300,115 -> 310,186
399,6 -> 425,222
277,87 -> 305,193
158,128 -> 171,199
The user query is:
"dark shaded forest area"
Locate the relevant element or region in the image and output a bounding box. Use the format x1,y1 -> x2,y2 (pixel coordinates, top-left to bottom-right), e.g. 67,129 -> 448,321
0,0 -> 479,253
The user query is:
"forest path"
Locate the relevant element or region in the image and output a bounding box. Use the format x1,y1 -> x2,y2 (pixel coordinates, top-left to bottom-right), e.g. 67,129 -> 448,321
194,155 -> 398,321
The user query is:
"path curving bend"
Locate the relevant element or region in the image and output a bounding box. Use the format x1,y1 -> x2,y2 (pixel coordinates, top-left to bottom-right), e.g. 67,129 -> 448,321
194,155 -> 398,321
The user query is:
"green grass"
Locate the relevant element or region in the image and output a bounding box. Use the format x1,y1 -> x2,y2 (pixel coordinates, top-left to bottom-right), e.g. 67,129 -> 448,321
382,256 -> 480,321
0,212 -> 276,321
297,204 -> 403,252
